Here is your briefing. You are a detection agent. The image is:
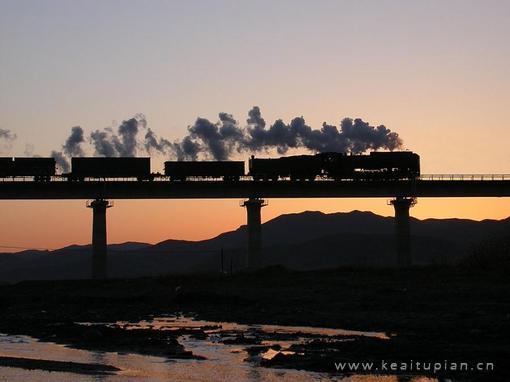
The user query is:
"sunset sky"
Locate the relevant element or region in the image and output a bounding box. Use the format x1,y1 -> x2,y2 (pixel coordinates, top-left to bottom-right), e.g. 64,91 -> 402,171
1,0 -> 509,251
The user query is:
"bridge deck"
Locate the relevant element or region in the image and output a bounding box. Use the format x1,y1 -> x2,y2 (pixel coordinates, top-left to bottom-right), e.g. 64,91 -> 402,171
0,178 -> 509,199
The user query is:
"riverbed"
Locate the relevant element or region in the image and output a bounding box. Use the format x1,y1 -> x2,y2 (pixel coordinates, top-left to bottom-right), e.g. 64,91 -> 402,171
0,316 -> 438,382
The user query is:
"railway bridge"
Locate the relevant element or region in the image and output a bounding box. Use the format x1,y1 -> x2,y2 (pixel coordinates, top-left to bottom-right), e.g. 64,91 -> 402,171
1,175 -> 509,278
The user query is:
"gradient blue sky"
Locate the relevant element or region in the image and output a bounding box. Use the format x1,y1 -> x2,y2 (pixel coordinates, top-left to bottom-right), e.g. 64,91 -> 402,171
1,0 -> 509,250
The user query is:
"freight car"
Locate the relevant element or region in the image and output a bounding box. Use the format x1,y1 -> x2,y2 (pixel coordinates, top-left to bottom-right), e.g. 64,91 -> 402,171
249,155 -> 322,181
249,151 -> 420,181
0,157 -> 14,177
0,157 -> 55,181
67,157 -> 152,181
164,161 -> 244,181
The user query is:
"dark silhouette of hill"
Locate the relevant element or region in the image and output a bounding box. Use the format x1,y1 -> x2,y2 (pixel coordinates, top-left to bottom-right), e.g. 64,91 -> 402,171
0,211 -> 509,282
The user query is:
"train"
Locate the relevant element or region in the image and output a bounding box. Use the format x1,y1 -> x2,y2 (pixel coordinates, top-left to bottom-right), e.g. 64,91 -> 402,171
0,151 -> 420,182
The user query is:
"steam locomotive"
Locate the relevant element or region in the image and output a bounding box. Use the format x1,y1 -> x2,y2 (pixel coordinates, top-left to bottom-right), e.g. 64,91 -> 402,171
0,151 -> 420,182
248,151 -> 420,181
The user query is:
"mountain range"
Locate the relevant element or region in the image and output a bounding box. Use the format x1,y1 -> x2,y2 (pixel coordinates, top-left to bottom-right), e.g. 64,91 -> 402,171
1,210 -> 509,282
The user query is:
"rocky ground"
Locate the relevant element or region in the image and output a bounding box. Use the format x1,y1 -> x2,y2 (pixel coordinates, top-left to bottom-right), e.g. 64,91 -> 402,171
0,265 -> 509,381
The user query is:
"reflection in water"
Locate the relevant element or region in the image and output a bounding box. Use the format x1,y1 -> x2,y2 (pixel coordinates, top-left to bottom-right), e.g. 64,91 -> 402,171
112,316 -> 389,339
91,352 -> 107,382
0,316 -> 438,382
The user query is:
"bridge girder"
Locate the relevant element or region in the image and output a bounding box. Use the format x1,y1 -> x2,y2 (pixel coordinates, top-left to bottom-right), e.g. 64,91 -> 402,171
0,179 -> 509,200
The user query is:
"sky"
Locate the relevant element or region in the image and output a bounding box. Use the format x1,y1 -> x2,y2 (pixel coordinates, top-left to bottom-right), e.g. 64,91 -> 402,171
0,0 -> 509,251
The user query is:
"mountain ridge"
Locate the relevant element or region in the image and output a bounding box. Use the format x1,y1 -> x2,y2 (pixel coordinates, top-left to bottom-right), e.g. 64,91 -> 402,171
0,210 -> 508,282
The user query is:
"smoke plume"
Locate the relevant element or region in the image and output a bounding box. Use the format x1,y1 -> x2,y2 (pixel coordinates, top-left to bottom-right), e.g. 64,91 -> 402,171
0,128 -> 17,154
172,106 -> 402,160
144,128 -> 172,156
50,115 -> 148,172
90,128 -> 117,158
88,114 -> 147,157
63,126 -> 85,157
50,150 -> 70,173
50,126 -> 85,172
183,114 -> 244,160
45,107 -> 403,173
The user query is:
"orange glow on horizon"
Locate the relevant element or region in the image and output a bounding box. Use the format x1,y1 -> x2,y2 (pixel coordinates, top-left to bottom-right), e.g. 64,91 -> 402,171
0,197 -> 508,253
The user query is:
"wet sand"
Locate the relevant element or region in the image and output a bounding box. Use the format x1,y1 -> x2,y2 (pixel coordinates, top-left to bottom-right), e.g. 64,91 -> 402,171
0,355 -> 120,375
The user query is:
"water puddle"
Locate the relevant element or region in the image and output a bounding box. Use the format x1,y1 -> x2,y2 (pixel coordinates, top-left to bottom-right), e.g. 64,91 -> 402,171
0,315 -> 438,382
113,315 -> 389,339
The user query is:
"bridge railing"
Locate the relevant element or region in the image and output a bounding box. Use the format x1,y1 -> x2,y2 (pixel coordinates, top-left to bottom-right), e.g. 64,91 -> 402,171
419,174 -> 510,181
0,174 -> 509,182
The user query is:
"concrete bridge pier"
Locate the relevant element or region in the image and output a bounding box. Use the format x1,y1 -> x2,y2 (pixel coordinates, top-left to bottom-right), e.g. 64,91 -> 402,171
390,197 -> 416,267
87,199 -> 112,279
241,198 -> 267,269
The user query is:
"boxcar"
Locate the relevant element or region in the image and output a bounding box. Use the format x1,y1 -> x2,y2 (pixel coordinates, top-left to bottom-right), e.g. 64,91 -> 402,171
164,161 -> 244,181
14,158 -> 55,181
69,157 -> 152,181
249,155 -> 322,181
0,157 -> 14,177
0,157 -> 55,181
